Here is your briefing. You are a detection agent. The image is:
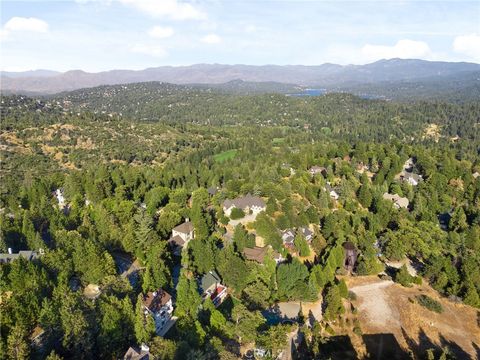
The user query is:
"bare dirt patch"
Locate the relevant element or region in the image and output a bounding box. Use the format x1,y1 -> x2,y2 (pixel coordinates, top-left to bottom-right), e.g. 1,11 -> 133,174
347,276 -> 480,358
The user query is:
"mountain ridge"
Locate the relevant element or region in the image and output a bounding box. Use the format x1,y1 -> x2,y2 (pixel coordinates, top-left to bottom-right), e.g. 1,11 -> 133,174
2,58 -> 479,95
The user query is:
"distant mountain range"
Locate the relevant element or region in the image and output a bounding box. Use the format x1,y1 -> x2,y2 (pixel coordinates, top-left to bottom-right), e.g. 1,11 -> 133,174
1,59 -> 479,96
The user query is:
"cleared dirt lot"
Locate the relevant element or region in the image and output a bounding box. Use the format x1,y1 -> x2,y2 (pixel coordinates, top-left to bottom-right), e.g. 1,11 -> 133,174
347,276 -> 480,359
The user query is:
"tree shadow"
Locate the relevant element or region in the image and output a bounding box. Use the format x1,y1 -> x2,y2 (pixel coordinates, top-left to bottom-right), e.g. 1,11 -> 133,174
401,327 -> 473,359
362,333 -> 410,360
317,335 -> 357,360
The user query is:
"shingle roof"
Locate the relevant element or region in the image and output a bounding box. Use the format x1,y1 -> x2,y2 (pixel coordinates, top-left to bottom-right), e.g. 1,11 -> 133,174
200,270 -> 222,293
123,346 -> 149,360
143,289 -> 171,313
223,194 -> 266,210
172,221 -> 194,234
169,235 -> 185,247
243,246 -> 281,263
243,246 -> 269,263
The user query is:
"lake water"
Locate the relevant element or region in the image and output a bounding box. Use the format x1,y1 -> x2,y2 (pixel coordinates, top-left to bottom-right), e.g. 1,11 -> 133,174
287,88 -> 327,97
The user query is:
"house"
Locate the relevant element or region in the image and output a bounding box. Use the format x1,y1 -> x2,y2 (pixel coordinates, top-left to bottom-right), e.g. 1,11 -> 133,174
53,188 -> 66,208
399,171 -> 422,186
30,326 -> 45,350
207,187 -> 219,196
309,166 -> 326,176
142,289 -> 173,335
168,220 -> 194,254
123,344 -> 150,360
243,245 -> 284,265
281,229 -> 295,247
223,194 -> 266,217
0,249 -> 40,264
199,270 -> 227,307
383,193 -> 409,209
299,226 -> 313,243
325,184 -> 339,200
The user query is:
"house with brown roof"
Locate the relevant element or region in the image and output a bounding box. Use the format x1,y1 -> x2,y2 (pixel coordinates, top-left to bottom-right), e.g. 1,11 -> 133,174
142,289 -> 173,336
243,245 -> 284,265
168,220 -> 194,254
383,193 -> 409,209
223,194 -> 266,217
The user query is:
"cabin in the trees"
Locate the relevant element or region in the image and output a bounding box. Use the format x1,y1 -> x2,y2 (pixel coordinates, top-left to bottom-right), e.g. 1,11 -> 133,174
141,289 -> 173,336
199,270 -> 227,307
223,194 -> 266,217
399,171 -> 423,186
383,193 -> 409,209
299,226 -> 313,243
243,245 -> 284,265
343,242 -> 357,272
281,229 -> 295,247
325,184 -> 339,200
123,344 -> 150,360
309,166 -> 327,177
0,249 -> 40,264
168,220 -> 194,254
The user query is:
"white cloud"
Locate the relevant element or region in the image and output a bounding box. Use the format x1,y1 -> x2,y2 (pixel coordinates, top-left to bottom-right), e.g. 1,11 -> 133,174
453,34 -> 480,62
361,39 -> 432,61
245,25 -> 257,33
130,44 -> 167,57
119,0 -> 206,20
201,33 -> 221,44
148,26 -> 174,39
1,17 -> 49,40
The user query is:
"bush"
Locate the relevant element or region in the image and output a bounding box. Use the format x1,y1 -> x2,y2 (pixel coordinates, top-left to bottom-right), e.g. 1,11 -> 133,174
229,207 -> 245,220
348,291 -> 357,301
416,295 -> 443,313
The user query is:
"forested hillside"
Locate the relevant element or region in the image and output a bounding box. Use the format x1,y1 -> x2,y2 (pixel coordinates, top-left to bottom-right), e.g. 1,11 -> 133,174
0,90 -> 479,359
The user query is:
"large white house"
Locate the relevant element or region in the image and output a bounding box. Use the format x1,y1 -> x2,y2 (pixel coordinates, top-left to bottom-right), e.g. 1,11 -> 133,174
142,289 -> 173,336
223,194 -> 266,217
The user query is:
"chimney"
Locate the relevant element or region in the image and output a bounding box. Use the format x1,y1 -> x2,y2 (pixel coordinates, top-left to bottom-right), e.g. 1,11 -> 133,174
185,218 -> 189,223
7,248 -> 12,254
140,343 -> 150,353
153,291 -> 158,297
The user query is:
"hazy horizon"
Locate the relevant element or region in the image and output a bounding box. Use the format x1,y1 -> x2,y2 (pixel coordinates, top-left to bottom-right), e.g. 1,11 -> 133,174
1,0 -> 479,72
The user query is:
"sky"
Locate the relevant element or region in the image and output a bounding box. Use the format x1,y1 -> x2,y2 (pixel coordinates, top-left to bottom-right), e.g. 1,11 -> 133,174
0,0 -> 479,72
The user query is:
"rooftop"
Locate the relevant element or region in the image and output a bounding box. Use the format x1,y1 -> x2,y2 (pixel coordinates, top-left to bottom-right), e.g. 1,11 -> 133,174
223,194 -> 266,210
143,289 -> 172,313
172,221 -> 194,234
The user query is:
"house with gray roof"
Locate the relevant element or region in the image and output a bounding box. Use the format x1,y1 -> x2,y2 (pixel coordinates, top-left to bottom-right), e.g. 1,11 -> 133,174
223,194 -> 266,217
399,171 -> 423,186
199,270 -> 227,307
0,249 -> 40,264
309,166 -> 327,177
383,193 -> 409,209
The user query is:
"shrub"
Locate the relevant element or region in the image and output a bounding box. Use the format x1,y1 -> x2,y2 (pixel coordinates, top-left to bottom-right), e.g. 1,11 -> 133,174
416,295 -> 443,313
348,291 -> 357,301
229,208 -> 245,220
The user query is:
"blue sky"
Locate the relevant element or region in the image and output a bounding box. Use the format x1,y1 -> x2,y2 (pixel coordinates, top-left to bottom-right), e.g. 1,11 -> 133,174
1,0 -> 479,72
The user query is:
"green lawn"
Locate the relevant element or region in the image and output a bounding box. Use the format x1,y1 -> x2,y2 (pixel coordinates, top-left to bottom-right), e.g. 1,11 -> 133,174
213,149 -> 237,162
272,137 -> 285,144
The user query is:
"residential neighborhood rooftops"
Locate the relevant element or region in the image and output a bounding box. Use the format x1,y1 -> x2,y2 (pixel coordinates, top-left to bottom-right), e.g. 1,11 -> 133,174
172,221 -> 194,234
143,289 -> 172,313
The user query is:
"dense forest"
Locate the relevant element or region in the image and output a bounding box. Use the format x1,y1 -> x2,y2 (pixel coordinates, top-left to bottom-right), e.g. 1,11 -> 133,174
0,87 -> 479,360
